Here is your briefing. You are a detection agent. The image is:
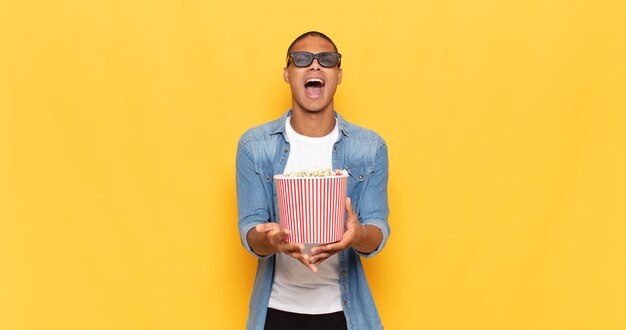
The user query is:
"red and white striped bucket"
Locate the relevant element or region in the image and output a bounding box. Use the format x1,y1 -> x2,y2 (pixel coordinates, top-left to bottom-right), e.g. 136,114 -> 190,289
274,174 -> 348,244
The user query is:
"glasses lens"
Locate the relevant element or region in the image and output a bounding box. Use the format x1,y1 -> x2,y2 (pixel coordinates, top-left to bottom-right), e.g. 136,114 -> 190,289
292,53 -> 313,67
290,52 -> 341,67
318,53 -> 339,67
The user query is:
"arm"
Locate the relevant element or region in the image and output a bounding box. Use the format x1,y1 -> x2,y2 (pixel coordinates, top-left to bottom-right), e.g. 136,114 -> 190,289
236,139 -> 318,271
310,142 -> 390,264
344,197 -> 384,254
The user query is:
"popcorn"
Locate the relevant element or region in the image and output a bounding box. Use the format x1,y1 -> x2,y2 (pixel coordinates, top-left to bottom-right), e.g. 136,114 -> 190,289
282,168 -> 347,178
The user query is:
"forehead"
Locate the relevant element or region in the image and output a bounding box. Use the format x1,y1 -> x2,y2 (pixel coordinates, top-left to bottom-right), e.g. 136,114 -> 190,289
291,36 -> 336,53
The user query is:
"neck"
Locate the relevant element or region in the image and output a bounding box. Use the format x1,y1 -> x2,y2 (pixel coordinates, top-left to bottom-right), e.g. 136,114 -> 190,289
289,106 -> 336,137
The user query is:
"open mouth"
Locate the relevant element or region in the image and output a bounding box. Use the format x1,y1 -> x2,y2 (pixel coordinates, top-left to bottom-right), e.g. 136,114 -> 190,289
304,78 -> 325,98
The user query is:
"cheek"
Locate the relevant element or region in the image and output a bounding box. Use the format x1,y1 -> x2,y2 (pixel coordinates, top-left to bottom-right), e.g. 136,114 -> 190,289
288,75 -> 303,89
326,79 -> 340,92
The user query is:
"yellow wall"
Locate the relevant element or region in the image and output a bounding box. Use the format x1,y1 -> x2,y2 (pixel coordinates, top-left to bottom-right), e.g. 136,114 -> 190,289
2,1 -> 625,329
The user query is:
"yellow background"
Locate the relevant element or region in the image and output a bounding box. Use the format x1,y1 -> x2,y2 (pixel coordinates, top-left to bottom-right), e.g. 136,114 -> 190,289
1,0 -> 625,329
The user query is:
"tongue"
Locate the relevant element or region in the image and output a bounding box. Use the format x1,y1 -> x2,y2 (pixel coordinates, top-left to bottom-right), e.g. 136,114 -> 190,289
305,85 -> 323,98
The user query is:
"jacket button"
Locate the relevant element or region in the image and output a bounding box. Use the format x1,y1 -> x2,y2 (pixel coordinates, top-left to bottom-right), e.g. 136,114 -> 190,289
343,300 -> 348,306
283,148 -> 288,153
358,175 -> 364,180
341,270 -> 347,276
265,175 -> 270,181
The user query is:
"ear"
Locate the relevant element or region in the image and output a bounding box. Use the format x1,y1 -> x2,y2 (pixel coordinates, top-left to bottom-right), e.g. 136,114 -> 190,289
283,67 -> 289,83
337,67 -> 343,85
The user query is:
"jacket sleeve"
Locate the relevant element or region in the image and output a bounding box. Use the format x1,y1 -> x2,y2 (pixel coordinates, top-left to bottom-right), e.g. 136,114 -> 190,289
236,139 -> 273,258
356,141 -> 390,258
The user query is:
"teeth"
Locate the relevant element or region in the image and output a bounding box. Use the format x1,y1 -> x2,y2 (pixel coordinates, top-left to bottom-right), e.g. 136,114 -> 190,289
306,78 -> 324,84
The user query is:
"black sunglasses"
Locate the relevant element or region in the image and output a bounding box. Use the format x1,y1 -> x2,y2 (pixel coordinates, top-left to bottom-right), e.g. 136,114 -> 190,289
288,52 -> 342,68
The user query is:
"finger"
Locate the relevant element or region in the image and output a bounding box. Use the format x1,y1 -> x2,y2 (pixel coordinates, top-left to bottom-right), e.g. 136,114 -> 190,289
345,197 -> 356,216
301,254 -> 318,272
309,252 -> 332,264
274,228 -> 291,242
325,237 -> 351,253
310,248 -> 331,259
285,250 -> 306,260
310,244 -> 327,255
282,242 -> 304,254
311,242 -> 337,255
287,252 -> 318,272
311,235 -> 354,254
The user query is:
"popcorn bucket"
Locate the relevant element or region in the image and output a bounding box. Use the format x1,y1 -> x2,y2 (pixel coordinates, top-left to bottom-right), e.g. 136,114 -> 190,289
274,173 -> 348,244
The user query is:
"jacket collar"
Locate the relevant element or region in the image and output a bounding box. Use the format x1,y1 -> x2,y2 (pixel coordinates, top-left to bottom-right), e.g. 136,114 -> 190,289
269,110 -> 350,139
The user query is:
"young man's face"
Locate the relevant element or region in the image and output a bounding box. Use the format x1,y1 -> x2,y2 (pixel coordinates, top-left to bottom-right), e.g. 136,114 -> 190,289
283,36 -> 343,114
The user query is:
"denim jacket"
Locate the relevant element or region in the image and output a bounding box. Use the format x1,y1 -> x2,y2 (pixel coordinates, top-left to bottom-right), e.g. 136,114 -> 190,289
236,111 -> 390,330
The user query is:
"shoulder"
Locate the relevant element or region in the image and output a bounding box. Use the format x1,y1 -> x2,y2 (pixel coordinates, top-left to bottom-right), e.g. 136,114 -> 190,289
339,116 -> 387,147
238,114 -> 287,147
338,115 -> 388,168
237,113 -> 288,165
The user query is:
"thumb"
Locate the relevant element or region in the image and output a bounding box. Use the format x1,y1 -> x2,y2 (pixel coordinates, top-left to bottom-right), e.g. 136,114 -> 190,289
346,197 -> 355,215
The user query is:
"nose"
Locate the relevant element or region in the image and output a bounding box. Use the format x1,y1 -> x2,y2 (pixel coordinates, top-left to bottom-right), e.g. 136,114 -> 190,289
308,58 -> 321,71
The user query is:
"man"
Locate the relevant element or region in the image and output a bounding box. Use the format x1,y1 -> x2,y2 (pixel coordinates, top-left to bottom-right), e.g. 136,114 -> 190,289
236,31 -> 390,330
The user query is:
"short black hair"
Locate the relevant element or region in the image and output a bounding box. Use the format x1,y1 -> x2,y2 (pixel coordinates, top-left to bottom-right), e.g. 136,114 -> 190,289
286,31 -> 339,66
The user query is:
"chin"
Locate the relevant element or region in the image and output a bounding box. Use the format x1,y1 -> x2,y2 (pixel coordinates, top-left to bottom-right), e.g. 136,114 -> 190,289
294,100 -> 330,113
303,106 -> 326,112
293,92 -> 334,112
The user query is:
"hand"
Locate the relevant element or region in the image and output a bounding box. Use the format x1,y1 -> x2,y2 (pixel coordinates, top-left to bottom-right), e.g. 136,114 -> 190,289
251,223 -> 319,272
309,197 -> 368,266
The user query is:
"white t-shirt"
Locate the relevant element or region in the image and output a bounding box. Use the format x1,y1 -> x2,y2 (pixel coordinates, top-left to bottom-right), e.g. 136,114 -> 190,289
268,116 -> 343,314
